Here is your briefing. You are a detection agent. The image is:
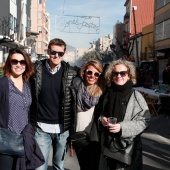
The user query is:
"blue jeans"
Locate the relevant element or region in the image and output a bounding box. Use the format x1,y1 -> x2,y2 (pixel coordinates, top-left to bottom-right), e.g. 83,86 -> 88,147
35,127 -> 69,170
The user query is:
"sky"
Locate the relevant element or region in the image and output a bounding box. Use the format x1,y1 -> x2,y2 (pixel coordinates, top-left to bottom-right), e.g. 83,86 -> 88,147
46,0 -> 125,49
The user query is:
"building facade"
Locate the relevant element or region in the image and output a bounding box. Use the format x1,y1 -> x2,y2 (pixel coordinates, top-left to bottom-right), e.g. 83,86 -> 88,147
154,0 -> 170,80
154,0 -> 170,61
31,0 -> 50,59
123,0 -> 155,66
0,0 -> 31,66
141,24 -> 154,61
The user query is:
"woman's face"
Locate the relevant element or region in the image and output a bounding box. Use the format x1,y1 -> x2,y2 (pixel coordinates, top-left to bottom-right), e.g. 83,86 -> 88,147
112,64 -> 130,86
10,53 -> 26,78
84,65 -> 101,86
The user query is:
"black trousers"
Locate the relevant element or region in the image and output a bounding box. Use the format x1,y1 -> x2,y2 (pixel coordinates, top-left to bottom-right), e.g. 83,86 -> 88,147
74,141 -> 101,170
0,154 -> 17,170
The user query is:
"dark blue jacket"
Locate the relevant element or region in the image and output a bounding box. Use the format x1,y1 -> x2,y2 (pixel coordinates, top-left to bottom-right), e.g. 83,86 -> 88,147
0,77 -> 45,169
0,77 -> 10,128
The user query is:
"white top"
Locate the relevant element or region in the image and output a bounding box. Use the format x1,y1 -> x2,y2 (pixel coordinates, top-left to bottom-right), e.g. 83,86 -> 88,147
76,106 -> 95,134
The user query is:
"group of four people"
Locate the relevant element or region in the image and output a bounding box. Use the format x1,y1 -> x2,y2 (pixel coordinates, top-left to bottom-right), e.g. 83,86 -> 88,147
0,38 -> 150,170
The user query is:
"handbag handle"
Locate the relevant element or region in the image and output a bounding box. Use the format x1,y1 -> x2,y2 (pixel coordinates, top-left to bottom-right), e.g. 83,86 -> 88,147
112,138 -> 131,151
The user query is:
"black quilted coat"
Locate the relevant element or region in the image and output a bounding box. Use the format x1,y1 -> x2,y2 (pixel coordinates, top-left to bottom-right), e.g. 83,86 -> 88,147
29,60 -> 77,132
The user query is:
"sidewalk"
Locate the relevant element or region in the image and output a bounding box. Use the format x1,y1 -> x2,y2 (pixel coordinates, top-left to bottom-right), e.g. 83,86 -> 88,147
48,114 -> 170,170
142,114 -> 170,170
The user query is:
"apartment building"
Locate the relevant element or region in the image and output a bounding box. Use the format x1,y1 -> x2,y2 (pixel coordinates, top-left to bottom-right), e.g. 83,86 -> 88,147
95,34 -> 113,52
31,0 -> 50,59
0,0 -> 31,65
154,0 -> 170,61
154,0 -> 170,80
123,0 -> 154,66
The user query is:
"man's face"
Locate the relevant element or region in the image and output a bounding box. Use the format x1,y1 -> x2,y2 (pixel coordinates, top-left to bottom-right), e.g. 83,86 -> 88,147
48,45 -> 65,68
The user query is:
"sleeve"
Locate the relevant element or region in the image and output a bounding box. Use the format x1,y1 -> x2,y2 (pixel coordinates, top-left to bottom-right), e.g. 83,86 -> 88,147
120,91 -> 151,139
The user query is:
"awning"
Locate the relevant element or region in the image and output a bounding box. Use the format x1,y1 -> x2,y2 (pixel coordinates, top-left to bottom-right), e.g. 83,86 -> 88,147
0,36 -> 23,48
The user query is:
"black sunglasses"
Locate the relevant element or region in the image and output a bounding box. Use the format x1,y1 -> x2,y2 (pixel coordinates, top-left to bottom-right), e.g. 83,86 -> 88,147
49,49 -> 64,57
112,71 -> 128,77
10,59 -> 26,66
86,69 -> 101,77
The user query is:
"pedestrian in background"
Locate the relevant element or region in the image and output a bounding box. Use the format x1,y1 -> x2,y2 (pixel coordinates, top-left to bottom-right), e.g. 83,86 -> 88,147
71,60 -> 105,170
162,63 -> 170,85
94,59 -> 150,170
0,48 -> 42,169
29,38 -> 77,170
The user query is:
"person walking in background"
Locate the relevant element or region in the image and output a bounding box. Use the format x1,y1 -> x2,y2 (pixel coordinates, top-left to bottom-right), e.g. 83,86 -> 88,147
71,60 -> 105,170
162,63 -> 170,85
0,48 -> 44,169
30,38 -> 77,170
94,59 -> 150,170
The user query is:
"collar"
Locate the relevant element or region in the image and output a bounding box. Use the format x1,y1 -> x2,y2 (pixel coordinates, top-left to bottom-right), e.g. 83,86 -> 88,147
45,60 -> 61,74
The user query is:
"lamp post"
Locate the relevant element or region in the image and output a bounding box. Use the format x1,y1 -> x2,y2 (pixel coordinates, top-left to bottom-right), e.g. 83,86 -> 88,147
132,7 -> 139,67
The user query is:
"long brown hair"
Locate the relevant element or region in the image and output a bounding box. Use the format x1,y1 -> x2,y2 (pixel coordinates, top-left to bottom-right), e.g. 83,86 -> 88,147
3,48 -> 34,82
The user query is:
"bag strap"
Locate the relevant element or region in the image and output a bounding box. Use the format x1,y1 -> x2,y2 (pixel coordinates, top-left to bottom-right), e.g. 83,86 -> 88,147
112,138 -> 131,151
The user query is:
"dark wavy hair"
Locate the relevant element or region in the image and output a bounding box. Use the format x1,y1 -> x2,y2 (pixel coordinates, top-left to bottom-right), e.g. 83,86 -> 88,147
3,48 -> 34,82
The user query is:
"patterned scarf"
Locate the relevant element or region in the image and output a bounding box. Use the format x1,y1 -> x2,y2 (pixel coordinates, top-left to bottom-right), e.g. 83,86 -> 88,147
77,82 -> 99,112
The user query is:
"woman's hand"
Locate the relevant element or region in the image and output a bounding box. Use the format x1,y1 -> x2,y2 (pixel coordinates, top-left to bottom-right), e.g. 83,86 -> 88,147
108,123 -> 121,133
100,116 -> 110,127
100,116 -> 121,133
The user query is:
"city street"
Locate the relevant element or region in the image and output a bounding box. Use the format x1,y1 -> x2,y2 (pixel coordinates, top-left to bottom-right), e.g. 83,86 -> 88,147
48,114 -> 170,170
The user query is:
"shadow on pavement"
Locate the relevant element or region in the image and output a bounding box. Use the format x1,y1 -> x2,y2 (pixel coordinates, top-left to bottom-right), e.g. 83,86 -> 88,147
142,114 -> 170,170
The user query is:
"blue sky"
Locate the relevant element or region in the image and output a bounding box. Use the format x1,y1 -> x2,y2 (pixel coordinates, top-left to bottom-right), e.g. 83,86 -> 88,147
46,0 -> 125,48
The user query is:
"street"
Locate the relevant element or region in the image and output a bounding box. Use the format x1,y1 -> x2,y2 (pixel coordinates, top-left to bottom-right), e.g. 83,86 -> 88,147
48,114 -> 170,170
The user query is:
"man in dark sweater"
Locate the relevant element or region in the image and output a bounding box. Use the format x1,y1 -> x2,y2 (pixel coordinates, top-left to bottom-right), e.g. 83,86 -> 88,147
30,38 -> 77,170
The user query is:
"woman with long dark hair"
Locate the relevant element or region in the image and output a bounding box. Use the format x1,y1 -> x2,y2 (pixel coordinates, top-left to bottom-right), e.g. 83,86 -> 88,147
0,48 -> 44,170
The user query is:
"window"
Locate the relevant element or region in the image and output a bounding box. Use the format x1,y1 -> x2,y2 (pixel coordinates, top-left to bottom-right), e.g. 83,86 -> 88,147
38,26 -> 42,33
155,23 -> 163,41
38,12 -> 42,20
9,14 -> 13,30
155,19 -> 170,41
39,0 -> 42,4
21,24 -> 24,37
164,19 -> 170,39
27,17 -> 31,31
156,0 -> 170,9
14,17 -> 17,32
38,42 -> 42,48
166,0 -> 170,4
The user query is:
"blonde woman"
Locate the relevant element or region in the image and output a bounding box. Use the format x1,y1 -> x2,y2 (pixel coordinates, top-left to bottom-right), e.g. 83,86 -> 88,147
95,59 -> 151,170
71,60 -> 105,170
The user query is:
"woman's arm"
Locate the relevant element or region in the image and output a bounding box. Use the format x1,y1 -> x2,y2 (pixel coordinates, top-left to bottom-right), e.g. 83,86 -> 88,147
120,91 -> 151,139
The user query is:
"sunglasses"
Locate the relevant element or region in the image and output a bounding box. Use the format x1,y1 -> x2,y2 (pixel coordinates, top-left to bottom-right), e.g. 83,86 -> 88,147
112,71 -> 128,77
86,69 -> 101,77
49,49 -> 64,57
10,59 -> 26,66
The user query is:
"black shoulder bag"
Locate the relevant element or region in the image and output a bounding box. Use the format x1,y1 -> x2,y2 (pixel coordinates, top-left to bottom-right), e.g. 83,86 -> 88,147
0,128 -> 25,157
102,132 -> 134,165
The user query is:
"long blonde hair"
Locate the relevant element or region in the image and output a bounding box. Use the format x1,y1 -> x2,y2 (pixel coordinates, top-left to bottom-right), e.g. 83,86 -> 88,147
80,60 -> 105,97
105,59 -> 136,86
